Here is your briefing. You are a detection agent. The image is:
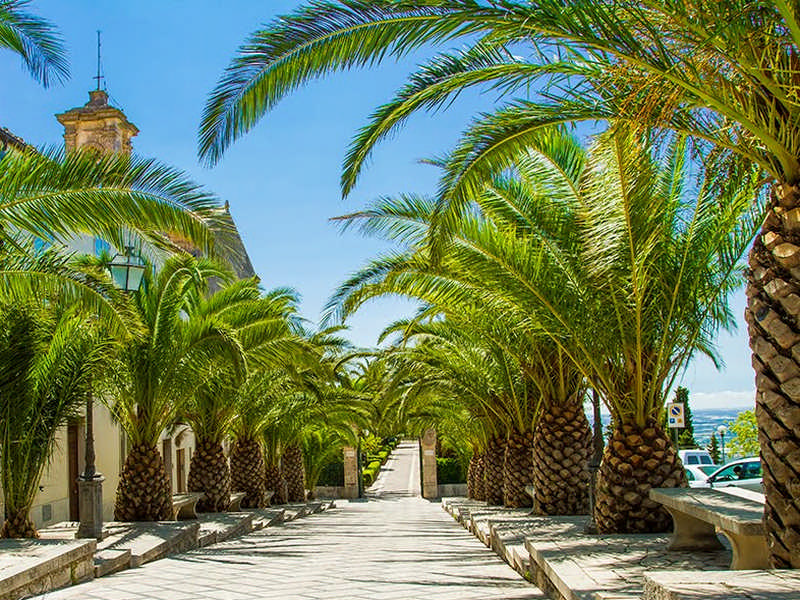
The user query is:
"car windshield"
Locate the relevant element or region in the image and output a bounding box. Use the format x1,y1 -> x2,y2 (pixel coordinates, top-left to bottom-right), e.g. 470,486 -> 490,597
712,461 -> 761,482
699,455 -> 713,465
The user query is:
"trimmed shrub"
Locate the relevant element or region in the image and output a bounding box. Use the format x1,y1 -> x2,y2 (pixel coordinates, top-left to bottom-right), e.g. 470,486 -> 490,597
362,468 -> 378,486
437,457 -> 466,484
317,461 -> 344,487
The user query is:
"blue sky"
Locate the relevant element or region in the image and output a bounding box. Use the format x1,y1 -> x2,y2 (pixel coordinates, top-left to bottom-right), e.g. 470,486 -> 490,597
1,1 -> 754,409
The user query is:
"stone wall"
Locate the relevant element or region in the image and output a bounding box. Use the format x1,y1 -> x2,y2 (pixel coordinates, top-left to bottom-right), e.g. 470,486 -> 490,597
0,539 -> 95,600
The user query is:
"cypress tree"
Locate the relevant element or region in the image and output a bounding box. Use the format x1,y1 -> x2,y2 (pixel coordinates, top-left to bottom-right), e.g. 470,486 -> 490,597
707,434 -> 720,464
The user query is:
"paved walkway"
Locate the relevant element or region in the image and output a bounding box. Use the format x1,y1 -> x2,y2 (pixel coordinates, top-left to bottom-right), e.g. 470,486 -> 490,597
366,438 -> 421,497
35,441 -> 542,600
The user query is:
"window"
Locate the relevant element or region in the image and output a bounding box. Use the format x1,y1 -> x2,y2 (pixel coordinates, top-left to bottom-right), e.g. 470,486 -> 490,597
687,455 -> 699,465
713,465 -> 737,482
743,461 -> 761,478
685,469 -> 695,481
699,455 -> 713,465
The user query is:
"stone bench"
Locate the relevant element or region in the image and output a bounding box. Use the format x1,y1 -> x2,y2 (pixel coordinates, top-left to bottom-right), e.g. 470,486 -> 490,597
228,492 -> 247,512
171,492 -> 205,520
649,487 -> 768,569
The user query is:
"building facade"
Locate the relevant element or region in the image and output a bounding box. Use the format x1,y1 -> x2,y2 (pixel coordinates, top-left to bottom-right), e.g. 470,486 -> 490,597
0,87 -> 254,528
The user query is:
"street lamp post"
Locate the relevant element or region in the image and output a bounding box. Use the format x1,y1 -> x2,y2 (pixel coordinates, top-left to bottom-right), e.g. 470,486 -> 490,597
76,245 -> 145,540
717,425 -> 728,464
584,389 -> 603,534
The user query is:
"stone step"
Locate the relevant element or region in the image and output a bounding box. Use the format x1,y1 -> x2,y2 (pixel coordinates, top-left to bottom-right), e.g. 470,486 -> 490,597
250,508 -> 285,528
93,548 -> 131,578
96,521 -> 200,568
0,538 -> 95,600
197,530 -> 216,547
643,569 -> 800,599
197,513 -> 253,547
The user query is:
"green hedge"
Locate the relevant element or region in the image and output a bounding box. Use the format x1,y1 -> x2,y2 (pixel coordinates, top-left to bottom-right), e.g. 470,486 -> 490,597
436,457 -> 466,484
317,461 -> 344,487
362,467 -> 378,486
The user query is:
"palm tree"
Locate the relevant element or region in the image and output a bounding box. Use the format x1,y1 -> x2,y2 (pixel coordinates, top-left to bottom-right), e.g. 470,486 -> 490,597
329,129 -> 760,530
0,0 -> 68,87
0,301 -> 109,537
368,319 -> 535,507
179,280 -> 302,512
110,255 -> 239,521
229,372 -> 283,508
0,148 -> 231,326
200,1 -> 800,563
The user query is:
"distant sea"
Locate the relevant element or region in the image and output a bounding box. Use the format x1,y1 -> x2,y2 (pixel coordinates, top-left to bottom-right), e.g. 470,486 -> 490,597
598,407 -> 751,448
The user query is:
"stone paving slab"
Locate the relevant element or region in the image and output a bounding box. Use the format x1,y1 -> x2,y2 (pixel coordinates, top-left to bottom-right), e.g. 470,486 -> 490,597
31,497 -> 543,600
28,445 -> 543,600
643,569 -> 800,599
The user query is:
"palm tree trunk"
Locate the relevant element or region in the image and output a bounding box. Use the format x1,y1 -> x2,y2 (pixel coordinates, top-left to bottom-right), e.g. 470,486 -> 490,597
283,444 -> 306,502
503,430 -> 534,508
265,464 -> 287,505
114,443 -> 172,521
230,437 -> 267,508
467,451 -> 486,500
746,184 -> 800,568
484,435 -> 505,506
595,420 -> 685,533
1,508 -> 37,538
532,398 -> 592,515
188,439 -> 231,512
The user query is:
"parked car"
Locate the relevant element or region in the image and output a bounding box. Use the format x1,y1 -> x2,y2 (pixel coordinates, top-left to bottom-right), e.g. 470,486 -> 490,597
685,464 -> 717,487
678,449 -> 715,467
696,458 -> 763,492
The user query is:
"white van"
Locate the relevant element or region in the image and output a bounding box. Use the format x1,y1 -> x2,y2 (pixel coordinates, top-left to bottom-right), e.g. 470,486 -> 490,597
678,449 -> 715,466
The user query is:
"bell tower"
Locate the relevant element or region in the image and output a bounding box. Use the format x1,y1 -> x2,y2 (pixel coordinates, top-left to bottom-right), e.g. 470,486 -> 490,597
56,89 -> 138,154
56,31 -> 138,154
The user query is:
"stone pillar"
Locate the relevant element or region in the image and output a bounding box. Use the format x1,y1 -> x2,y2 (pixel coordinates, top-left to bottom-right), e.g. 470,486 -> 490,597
421,429 -> 438,499
76,476 -> 104,540
343,446 -> 359,499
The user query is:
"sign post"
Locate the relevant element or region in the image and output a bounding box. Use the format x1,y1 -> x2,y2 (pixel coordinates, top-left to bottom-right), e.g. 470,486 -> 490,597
666,402 -> 685,448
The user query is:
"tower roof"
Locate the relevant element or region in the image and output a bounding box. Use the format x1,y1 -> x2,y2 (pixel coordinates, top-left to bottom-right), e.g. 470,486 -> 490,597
56,90 -> 138,154
56,90 -> 138,131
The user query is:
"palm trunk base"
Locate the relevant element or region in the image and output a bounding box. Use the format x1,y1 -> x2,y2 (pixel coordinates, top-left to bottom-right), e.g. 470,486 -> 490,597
484,436 -> 506,506
503,431 -> 534,508
746,186 -> 800,568
114,443 -> 171,522
188,439 -> 231,512
467,452 -> 486,501
1,510 -> 38,538
283,444 -> 306,503
265,465 -> 287,505
533,399 -> 592,515
595,421 -> 685,533
231,438 -> 267,509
